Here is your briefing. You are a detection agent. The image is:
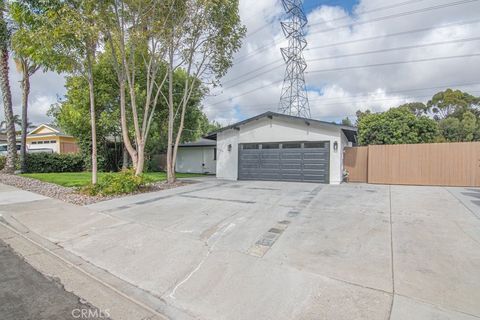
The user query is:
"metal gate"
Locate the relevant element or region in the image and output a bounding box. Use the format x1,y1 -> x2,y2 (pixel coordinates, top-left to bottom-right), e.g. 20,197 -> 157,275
238,141 -> 330,183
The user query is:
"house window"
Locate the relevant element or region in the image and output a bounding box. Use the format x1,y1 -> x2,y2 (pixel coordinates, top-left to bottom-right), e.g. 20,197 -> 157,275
214,148 -> 217,160
282,143 -> 301,149
37,141 -> 44,144
243,144 -> 259,150
50,140 -> 57,144
262,143 -> 279,149
32,141 -> 38,145
304,142 -> 326,149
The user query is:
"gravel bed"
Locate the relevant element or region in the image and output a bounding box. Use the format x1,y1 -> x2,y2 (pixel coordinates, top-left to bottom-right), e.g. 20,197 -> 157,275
0,173 -> 188,206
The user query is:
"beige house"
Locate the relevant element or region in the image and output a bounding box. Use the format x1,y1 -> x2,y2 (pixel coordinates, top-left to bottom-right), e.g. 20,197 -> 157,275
27,124 -> 80,154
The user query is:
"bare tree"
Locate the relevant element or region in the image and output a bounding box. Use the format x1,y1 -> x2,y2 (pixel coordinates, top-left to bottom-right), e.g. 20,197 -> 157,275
103,0 -> 172,175
164,0 -> 245,183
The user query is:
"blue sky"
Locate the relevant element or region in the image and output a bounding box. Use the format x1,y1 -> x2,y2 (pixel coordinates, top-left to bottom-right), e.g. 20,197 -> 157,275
303,0 -> 358,13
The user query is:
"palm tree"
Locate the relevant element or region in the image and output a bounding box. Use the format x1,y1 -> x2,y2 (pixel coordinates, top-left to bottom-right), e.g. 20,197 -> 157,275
0,1 -> 16,173
15,56 -> 40,172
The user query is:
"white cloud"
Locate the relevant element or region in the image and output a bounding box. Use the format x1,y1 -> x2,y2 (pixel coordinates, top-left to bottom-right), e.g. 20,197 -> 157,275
0,57 -> 65,125
205,0 -> 480,124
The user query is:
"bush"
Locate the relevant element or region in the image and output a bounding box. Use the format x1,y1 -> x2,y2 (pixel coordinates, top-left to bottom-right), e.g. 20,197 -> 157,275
25,153 -> 85,173
0,156 -> 5,171
82,169 -> 151,196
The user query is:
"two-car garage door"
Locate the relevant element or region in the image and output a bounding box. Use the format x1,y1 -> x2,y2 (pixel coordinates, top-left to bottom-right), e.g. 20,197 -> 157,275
238,141 -> 330,183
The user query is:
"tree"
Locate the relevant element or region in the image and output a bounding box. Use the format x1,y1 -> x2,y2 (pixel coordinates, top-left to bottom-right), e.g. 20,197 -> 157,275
12,0 -> 102,184
427,89 -> 480,120
163,0 -> 245,183
103,0 -> 172,176
398,102 -> 428,117
10,2 -> 41,172
14,57 -> 39,172
357,107 -> 438,146
341,117 -> 353,126
0,0 -> 16,173
439,111 -> 478,142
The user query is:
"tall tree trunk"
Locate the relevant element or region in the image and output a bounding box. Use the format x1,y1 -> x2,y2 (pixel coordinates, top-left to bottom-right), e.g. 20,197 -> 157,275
135,142 -> 144,175
20,63 -> 30,173
122,145 -> 129,170
166,52 -> 175,183
0,49 -> 16,174
87,54 -> 97,185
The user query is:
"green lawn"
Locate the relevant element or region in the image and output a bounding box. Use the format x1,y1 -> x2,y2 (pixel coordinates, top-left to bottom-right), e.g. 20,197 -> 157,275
21,172 -> 204,188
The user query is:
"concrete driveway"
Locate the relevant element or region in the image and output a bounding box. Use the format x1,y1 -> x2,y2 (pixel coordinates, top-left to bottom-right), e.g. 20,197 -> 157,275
1,180 -> 479,320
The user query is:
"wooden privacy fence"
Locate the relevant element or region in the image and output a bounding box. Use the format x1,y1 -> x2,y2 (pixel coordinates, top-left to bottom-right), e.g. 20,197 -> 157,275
344,142 -> 480,187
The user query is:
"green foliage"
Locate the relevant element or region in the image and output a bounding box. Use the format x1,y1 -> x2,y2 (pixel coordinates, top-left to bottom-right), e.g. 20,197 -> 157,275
438,111 -> 479,142
0,155 -> 5,170
81,169 -> 151,196
398,102 -> 428,116
341,117 -> 353,127
358,107 -> 438,145
24,153 -> 84,173
427,89 -> 480,120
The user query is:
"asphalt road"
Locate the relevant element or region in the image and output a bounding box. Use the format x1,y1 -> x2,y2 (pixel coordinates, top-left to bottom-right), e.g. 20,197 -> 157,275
0,239 -> 108,320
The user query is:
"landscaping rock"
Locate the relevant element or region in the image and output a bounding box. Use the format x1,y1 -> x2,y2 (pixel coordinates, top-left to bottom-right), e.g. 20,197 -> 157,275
0,174 -> 188,206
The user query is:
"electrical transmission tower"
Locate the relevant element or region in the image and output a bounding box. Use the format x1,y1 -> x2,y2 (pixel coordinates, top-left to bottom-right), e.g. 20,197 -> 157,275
278,0 -> 311,118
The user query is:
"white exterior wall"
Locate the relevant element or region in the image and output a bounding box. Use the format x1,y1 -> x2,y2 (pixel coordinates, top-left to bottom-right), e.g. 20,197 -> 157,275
216,117 -> 346,184
176,146 -> 216,174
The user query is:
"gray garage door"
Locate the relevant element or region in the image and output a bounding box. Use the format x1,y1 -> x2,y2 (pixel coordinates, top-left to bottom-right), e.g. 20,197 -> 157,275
238,141 -> 330,183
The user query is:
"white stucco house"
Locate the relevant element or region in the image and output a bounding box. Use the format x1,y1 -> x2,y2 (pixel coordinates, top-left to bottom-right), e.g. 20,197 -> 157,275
176,138 -> 217,174
178,112 -> 357,184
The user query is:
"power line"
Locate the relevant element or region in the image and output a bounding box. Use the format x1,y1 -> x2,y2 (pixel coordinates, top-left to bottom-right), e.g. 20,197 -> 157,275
306,18 -> 480,51
222,37 -> 480,89
209,51 -> 480,105
232,82 -> 480,108
308,37 -> 480,62
308,0 -> 480,33
244,0 -> 428,40
233,0 -> 480,63
308,53 -> 480,74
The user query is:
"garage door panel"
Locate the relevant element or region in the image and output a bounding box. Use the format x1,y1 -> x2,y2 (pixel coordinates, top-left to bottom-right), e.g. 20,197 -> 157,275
239,142 -> 329,183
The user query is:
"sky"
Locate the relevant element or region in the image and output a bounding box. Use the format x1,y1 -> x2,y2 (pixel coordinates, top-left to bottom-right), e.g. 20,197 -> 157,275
2,0 -> 480,126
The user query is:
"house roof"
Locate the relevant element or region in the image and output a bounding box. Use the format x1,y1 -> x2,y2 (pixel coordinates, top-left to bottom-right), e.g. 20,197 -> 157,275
179,138 -> 217,147
28,124 -> 73,138
204,111 -> 358,143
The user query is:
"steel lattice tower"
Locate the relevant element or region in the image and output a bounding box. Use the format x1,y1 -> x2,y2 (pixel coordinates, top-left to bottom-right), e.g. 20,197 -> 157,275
278,0 -> 311,118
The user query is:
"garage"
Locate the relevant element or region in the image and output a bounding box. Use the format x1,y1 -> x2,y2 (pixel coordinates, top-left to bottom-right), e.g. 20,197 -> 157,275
205,111 -> 357,184
238,141 -> 330,183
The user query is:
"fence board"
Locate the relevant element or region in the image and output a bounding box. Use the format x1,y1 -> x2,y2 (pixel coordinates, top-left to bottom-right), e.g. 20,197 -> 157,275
367,142 -> 480,187
344,147 -> 368,182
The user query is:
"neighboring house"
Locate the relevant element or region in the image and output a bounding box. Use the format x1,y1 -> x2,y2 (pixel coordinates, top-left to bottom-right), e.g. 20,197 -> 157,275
176,138 -> 217,174
205,111 -> 357,184
27,124 -> 80,154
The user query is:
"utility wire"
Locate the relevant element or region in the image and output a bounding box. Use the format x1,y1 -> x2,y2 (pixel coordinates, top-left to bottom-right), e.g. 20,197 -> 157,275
233,0 -> 480,63
308,0 -> 480,32
306,18 -> 480,51
209,54 -> 480,105
225,20 -> 480,84
234,82 -> 480,108
307,53 -> 480,74
223,37 -> 480,88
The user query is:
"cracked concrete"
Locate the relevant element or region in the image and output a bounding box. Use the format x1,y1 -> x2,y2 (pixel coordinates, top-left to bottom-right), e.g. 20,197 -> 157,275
1,179 -> 480,320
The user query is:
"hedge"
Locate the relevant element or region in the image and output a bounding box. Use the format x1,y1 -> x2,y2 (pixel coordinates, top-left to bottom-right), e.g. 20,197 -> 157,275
25,153 -> 85,173
0,156 -> 5,171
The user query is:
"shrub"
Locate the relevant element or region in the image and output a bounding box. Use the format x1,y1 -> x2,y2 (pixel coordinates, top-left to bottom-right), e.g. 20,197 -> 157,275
0,156 -> 5,171
25,153 -> 85,173
82,169 -> 151,196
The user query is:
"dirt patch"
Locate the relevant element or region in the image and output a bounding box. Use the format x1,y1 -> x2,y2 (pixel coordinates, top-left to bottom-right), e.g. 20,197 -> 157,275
0,174 -> 189,206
